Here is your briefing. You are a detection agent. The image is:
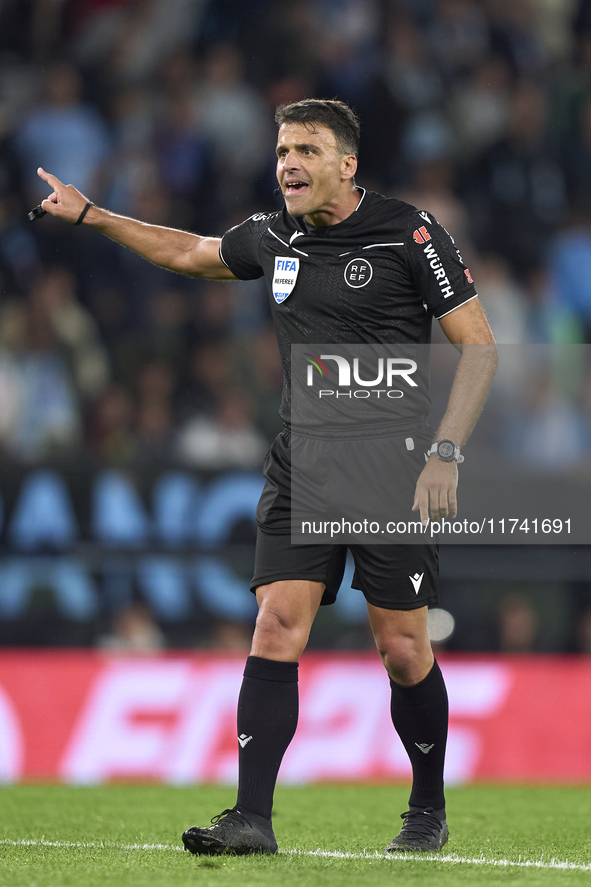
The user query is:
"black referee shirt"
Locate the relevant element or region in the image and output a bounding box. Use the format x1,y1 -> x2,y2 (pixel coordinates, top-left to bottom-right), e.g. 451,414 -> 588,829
220,188 -> 477,426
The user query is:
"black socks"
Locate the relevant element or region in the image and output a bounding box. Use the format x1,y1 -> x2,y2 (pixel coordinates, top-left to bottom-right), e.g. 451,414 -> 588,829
236,655 -> 299,820
389,659 -> 448,811
235,655 -> 447,819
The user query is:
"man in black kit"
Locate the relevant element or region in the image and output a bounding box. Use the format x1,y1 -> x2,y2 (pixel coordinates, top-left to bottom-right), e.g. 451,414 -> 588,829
37,99 -> 497,856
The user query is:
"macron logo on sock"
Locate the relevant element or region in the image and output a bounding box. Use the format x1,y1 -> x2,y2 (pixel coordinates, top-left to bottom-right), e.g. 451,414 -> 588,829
238,734 -> 253,748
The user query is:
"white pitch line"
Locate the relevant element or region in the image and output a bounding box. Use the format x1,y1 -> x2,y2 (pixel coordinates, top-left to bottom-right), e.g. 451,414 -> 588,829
0,838 -> 183,853
290,848 -> 591,871
1,838 -> 590,873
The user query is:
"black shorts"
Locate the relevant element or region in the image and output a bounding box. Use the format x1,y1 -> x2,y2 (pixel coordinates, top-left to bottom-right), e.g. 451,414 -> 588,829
250,429 -> 439,610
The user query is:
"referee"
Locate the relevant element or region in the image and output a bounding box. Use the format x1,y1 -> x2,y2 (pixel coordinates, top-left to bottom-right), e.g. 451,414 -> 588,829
37,98 -> 497,855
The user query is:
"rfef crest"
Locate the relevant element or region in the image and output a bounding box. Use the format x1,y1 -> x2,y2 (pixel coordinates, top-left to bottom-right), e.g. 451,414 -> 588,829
344,258 -> 373,289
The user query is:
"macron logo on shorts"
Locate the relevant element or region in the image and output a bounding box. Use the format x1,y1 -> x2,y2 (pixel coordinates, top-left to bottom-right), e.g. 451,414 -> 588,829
409,572 -> 424,594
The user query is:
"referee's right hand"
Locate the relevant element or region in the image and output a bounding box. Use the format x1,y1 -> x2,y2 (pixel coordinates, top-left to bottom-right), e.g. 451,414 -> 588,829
37,167 -> 92,224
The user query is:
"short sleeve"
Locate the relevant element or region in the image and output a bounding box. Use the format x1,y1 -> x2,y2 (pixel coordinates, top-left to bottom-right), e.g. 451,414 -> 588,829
406,210 -> 477,319
219,214 -> 269,280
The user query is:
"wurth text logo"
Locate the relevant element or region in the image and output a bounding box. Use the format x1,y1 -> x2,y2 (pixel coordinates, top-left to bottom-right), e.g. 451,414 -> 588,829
423,243 -> 454,299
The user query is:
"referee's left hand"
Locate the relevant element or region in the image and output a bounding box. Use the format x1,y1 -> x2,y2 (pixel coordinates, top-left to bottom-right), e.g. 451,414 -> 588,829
412,457 -> 458,525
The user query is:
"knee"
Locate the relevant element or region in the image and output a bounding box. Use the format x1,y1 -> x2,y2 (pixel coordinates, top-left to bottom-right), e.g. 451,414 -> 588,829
377,633 -> 433,685
252,605 -> 310,660
254,606 -> 292,640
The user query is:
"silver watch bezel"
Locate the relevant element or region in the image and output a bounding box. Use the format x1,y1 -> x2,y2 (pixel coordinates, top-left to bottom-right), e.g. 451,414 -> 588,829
429,439 -> 464,463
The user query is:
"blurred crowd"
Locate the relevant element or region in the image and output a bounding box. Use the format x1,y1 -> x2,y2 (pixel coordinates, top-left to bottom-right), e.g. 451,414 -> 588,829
0,0 -> 590,463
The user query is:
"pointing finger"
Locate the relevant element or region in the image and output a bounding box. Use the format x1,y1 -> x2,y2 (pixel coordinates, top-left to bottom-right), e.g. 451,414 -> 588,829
37,167 -> 63,190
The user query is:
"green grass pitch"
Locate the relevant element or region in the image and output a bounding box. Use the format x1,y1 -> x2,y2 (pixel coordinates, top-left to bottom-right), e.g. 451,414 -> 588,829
1,784 -> 590,886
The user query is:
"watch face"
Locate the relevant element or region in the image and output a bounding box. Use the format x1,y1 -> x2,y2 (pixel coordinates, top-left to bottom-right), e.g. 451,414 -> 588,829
437,440 -> 455,461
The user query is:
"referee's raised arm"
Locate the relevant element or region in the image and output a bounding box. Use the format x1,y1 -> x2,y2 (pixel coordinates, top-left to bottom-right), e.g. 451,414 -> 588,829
36,167 -> 236,281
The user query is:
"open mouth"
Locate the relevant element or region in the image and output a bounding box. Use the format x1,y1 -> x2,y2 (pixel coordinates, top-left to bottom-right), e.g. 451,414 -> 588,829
285,181 -> 309,196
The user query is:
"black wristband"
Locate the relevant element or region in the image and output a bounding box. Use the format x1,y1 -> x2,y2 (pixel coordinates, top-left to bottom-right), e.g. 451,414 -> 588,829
75,201 -> 94,226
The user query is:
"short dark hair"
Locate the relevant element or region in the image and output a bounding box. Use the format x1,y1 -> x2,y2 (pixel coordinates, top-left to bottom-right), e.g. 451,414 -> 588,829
275,98 -> 360,157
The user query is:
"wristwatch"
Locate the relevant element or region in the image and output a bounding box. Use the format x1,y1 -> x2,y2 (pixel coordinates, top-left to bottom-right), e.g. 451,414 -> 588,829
426,440 -> 464,463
